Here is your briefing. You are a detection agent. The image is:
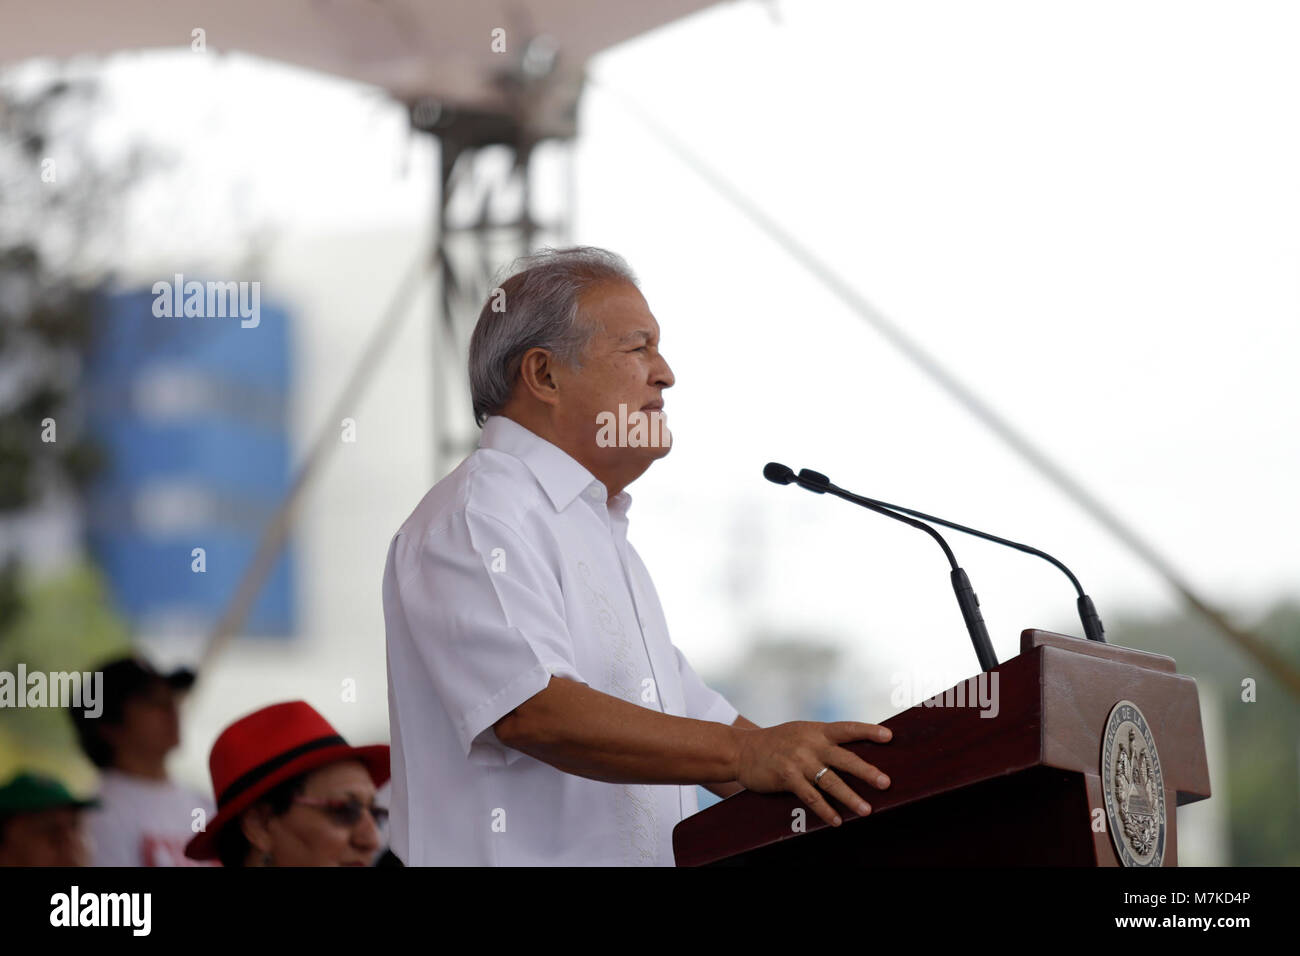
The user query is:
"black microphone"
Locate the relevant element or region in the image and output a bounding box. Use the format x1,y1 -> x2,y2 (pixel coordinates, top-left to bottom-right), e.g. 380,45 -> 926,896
764,462 -> 999,673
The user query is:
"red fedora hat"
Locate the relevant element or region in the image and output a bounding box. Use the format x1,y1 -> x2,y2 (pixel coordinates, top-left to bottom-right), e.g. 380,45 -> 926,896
185,700 -> 389,861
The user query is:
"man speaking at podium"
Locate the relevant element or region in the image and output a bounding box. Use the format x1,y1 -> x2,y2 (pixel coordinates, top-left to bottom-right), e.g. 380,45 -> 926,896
383,247 -> 893,865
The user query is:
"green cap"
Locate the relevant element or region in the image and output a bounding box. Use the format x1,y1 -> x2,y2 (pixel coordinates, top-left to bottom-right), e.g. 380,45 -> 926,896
0,772 -> 98,814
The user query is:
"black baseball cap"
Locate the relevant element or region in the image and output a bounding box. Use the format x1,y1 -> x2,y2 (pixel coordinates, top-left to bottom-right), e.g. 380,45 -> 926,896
91,656 -> 197,709
68,656 -> 197,764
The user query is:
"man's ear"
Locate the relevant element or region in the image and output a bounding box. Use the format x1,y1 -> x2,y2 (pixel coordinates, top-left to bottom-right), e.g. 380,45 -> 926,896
517,347 -> 561,407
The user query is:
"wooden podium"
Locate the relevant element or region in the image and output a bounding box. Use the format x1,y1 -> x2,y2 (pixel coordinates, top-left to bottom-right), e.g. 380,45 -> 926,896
673,629 -> 1211,866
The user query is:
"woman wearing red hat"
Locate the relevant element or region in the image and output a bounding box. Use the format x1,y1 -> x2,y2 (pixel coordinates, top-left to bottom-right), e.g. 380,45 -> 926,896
184,701 -> 390,867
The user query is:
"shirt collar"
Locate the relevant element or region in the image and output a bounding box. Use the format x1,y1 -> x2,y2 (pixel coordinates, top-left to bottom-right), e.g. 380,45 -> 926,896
479,415 -> 632,516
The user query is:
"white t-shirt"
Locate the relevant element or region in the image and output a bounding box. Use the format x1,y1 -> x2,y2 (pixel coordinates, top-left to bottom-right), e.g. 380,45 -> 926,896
384,415 -> 738,866
88,770 -> 217,867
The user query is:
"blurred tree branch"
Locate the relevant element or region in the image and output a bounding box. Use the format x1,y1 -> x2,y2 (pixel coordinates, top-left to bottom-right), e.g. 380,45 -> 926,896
0,67 -> 157,634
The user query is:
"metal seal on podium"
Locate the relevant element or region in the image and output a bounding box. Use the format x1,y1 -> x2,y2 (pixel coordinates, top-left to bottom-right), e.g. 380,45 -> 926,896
1101,699 -> 1167,867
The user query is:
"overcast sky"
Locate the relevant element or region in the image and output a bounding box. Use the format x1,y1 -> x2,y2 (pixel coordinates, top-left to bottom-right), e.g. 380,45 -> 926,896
21,0 -> 1298,694
579,0 -> 1300,685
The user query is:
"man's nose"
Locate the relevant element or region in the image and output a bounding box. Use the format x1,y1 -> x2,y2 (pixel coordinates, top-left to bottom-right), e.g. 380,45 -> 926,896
653,352 -> 675,389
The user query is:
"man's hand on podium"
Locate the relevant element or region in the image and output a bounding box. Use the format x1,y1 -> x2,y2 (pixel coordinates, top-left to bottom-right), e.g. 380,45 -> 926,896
494,678 -> 892,828
733,721 -> 893,828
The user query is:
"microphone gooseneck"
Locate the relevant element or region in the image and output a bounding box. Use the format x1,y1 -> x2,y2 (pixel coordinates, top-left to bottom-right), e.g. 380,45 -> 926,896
785,469 -> 1106,644
765,462 -> 999,673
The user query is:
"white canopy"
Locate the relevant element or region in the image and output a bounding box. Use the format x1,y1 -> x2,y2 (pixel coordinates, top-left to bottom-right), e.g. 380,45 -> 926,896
0,0 -> 720,128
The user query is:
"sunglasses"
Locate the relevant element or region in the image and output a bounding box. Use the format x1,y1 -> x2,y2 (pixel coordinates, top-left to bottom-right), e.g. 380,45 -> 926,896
292,796 -> 389,828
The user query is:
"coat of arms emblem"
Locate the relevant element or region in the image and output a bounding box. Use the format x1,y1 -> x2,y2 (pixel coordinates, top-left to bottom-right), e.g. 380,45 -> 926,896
1101,699 -> 1166,867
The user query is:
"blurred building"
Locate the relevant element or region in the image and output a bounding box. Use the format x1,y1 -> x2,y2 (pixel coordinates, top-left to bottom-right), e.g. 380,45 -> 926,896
83,287 -> 295,651
64,238 -> 433,791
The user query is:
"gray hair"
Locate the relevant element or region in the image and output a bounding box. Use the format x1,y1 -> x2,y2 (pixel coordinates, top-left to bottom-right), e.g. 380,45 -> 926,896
468,245 -> 638,427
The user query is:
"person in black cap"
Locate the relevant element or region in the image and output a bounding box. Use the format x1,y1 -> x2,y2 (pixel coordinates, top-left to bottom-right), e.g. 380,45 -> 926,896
0,771 -> 96,867
68,655 -> 215,866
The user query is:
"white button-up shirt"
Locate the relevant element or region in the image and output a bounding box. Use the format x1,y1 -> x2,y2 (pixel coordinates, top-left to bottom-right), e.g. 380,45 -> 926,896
383,415 -> 738,866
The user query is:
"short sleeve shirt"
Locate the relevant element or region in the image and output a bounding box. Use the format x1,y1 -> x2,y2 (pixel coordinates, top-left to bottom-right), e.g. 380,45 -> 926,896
87,770 -> 217,867
383,415 -> 738,865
